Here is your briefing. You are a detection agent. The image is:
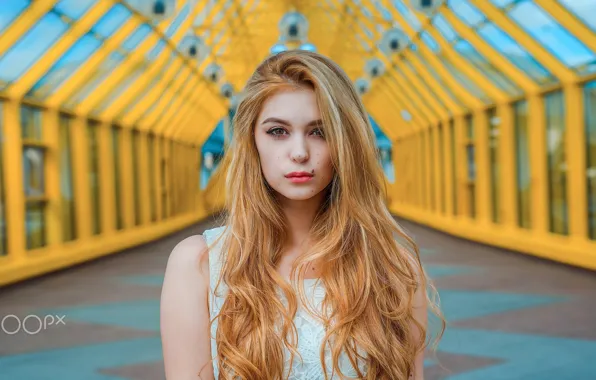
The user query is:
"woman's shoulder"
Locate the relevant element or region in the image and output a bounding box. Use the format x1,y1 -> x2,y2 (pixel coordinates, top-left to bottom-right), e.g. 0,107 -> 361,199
164,234 -> 211,283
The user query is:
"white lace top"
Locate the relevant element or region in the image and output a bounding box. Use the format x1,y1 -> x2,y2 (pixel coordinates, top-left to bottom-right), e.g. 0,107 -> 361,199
203,226 -> 368,379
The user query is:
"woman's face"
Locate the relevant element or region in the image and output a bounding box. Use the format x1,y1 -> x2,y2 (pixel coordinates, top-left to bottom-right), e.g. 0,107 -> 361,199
254,88 -> 334,203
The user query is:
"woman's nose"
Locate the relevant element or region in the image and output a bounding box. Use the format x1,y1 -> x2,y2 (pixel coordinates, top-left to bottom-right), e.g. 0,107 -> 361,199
290,139 -> 309,162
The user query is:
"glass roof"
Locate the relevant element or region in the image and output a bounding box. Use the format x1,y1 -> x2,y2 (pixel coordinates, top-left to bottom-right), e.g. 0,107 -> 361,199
0,0 -> 594,129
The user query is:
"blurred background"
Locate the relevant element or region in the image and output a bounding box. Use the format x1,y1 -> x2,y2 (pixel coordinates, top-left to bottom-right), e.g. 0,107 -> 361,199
0,0 -> 595,379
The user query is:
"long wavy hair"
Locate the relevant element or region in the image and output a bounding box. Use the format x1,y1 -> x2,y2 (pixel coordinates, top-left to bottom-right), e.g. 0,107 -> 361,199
205,50 -> 444,379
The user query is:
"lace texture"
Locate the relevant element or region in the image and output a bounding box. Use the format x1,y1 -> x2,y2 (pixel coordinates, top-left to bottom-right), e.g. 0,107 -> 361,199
204,226 -> 367,379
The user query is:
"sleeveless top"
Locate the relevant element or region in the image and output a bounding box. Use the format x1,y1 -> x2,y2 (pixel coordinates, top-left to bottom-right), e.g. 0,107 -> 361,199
203,226 -> 368,379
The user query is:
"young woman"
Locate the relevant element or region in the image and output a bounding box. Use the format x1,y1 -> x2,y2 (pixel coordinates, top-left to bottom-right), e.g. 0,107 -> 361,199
160,50 -> 443,379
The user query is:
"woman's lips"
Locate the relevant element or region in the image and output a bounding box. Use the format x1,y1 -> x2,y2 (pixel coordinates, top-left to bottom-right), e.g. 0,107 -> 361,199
287,176 -> 313,183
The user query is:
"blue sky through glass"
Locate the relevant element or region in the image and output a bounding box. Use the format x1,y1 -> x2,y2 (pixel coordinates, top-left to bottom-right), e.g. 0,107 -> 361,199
28,5 -> 133,99
0,12 -> 69,86
54,0 -> 95,20
0,0 -> 30,34
508,1 -> 595,69
559,0 -> 596,32
147,3 -> 190,61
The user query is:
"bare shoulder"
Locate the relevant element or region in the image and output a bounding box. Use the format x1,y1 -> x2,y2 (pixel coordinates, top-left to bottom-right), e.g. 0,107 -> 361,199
165,234 -> 210,280
160,234 -> 214,379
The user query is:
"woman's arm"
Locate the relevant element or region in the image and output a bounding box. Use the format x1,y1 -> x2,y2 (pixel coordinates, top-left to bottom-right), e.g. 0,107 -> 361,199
160,235 -> 214,380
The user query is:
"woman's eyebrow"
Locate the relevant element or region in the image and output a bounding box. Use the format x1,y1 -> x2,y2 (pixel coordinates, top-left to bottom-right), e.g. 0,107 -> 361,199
261,117 -> 323,127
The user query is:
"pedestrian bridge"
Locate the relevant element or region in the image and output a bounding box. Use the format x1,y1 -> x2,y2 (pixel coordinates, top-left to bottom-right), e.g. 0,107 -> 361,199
0,1 -> 595,379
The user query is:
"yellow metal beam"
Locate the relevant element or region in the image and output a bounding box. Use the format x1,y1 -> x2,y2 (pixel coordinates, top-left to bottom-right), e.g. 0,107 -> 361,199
118,58 -> 186,127
470,0 -> 576,84
409,8 -> 508,103
534,0 -> 596,58
72,1 -> 187,115
329,0 -> 438,132
98,0 -> 206,121
46,18 -> 141,109
2,100 -> 26,258
42,109 -> 62,247
0,0 -> 56,57
564,83 -> 588,240
155,81 -> 211,137
6,1 -> 112,99
137,67 -> 200,130
439,8 -> 539,94
379,0 -> 483,109
377,77 -> 425,134
195,0 -> 261,76
165,88 -> 218,139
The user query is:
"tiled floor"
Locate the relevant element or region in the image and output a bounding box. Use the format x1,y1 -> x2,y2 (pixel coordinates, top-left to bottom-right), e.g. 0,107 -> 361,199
1,217 -> 595,379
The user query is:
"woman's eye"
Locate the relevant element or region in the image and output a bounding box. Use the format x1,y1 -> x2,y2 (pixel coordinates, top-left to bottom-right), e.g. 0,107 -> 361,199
267,127 -> 286,136
312,128 -> 325,137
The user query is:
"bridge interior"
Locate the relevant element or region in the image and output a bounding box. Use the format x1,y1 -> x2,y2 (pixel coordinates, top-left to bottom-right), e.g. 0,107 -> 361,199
0,1 -> 595,379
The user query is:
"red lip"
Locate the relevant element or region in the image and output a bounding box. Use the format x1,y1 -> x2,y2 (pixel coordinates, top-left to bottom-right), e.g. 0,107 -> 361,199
285,171 -> 314,178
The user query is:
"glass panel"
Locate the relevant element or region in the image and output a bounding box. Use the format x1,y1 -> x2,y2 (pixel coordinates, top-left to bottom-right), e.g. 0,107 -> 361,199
465,115 -> 476,218
122,24 -> 152,51
443,60 -> 491,103
26,201 -> 46,249
132,130 -> 141,226
64,23 -> 150,108
94,4 -> 133,38
420,32 -> 439,53
28,5 -> 132,99
433,13 -> 523,95
447,0 -> 557,85
148,134 -> 157,222
454,40 -> 521,95
432,14 -> 457,42
54,0 -> 95,20
545,91 -> 568,235
59,115 -> 76,241
112,127 -> 123,230
64,52 -> 125,108
447,0 -> 484,27
88,122 -> 101,235
584,80 -> 596,240
392,64 -> 435,116
403,60 -> 448,111
477,24 -> 556,85
490,0 -> 516,7
508,1 -> 596,70
373,0 -> 392,21
0,0 -> 30,34
488,107 -> 500,224
117,54 -> 173,118
21,105 -> 43,140
147,2 -> 189,61
411,51 -> 466,108
0,12 -> 69,87
559,0 -> 596,32
514,100 -> 531,229
23,147 -> 45,198
392,0 -> 422,31
0,104 -> 6,255
450,120 -> 457,216
93,68 -> 144,115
